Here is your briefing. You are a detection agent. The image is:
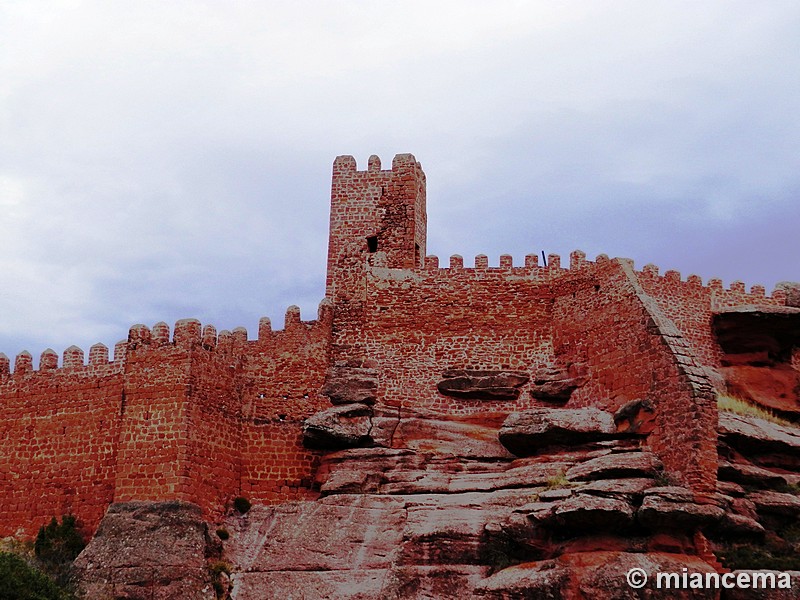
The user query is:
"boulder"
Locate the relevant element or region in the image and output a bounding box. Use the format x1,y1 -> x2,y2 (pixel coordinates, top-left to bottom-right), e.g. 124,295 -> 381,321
474,552 -> 720,599
552,493 -> 635,531
323,364 -> 379,405
499,408 -> 617,456
748,491 -> 800,517
718,461 -> 788,488
437,369 -> 529,401
529,364 -> 586,403
613,398 -> 657,435
718,412 -> 800,469
73,501 -> 214,600
303,403 -> 374,449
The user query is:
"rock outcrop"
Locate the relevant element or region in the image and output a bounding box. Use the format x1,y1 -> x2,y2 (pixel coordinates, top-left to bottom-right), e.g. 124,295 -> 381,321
74,502 -> 216,600
437,369 -> 529,401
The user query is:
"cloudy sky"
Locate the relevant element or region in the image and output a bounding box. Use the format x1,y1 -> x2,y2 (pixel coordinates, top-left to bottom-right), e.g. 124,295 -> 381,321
1,1 -> 799,362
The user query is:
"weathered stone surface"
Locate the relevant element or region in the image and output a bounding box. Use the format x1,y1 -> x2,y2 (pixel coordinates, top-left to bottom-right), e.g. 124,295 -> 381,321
577,477 -> 656,501
437,369 -> 529,400
390,409 -> 513,459
748,491 -> 800,517
323,365 -> 379,405
499,408 -> 617,456
637,487 -> 725,530
719,412 -> 800,469
715,512 -> 765,537
224,496 -> 407,573
718,460 -> 788,488
529,364 -> 586,403
303,403 -> 374,449
474,552 -> 719,599
566,451 -> 663,481
552,494 -> 635,530
74,501 -> 214,600
230,570 -> 390,600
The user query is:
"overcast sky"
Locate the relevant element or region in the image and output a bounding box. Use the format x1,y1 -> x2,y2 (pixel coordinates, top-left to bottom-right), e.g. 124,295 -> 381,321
1,1 -> 799,362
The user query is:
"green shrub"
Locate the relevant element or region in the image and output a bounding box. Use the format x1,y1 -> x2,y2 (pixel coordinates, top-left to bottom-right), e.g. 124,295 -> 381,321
232,497 -> 251,514
34,515 -> 85,589
0,551 -> 74,600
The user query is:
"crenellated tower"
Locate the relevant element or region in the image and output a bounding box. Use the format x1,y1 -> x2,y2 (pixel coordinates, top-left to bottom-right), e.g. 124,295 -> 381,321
325,153 -> 426,361
326,153 -> 426,298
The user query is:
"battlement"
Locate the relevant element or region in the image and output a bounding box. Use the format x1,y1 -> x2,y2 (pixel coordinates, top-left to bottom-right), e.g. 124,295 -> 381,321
637,262 -> 786,301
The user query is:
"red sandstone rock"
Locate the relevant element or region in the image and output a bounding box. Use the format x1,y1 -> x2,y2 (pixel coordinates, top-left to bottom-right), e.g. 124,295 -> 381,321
747,490 -> 800,517
303,402 -> 374,449
73,501 -> 215,600
499,408 -> 618,456
474,552 -> 719,599
637,487 -> 725,530
437,369 -> 529,400
718,412 -> 800,469
565,450 -> 663,481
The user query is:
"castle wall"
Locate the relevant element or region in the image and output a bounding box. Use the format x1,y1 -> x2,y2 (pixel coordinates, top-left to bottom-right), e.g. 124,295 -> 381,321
362,257 -> 558,414
637,266 -> 785,368
0,307 -> 330,537
0,348 -> 124,537
237,305 -> 331,504
0,153 -> 794,538
551,255 -> 720,492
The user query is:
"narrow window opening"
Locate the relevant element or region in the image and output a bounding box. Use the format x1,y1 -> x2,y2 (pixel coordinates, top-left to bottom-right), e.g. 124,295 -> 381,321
414,243 -> 421,267
367,236 -> 378,253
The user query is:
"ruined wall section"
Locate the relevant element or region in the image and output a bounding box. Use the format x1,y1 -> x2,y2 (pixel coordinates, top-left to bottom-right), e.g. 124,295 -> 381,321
237,302 -> 332,504
363,253 -> 560,415
636,265 -> 786,368
0,345 -> 125,537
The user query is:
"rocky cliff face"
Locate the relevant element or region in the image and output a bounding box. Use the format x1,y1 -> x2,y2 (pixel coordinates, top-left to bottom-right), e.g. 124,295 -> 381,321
72,404 -> 800,599
130,405 -> 794,600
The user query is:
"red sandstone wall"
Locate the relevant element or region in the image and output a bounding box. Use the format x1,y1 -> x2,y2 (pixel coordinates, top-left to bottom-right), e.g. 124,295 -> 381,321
238,304 -> 331,504
361,256 -> 559,415
0,348 -> 124,538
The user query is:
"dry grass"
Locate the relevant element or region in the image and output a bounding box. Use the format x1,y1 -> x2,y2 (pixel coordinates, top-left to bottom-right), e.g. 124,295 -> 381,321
717,394 -> 795,428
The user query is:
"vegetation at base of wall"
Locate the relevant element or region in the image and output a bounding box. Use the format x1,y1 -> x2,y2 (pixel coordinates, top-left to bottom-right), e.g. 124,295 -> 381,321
717,394 -> 795,428
0,551 -> 76,600
34,515 -> 86,591
232,497 -> 252,514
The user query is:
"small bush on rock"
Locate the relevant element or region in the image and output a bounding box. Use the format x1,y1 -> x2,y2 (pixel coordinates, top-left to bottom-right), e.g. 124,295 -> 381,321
233,497 -> 251,514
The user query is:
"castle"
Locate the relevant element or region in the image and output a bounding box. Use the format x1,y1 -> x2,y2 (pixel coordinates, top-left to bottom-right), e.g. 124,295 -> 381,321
0,153 -> 796,543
